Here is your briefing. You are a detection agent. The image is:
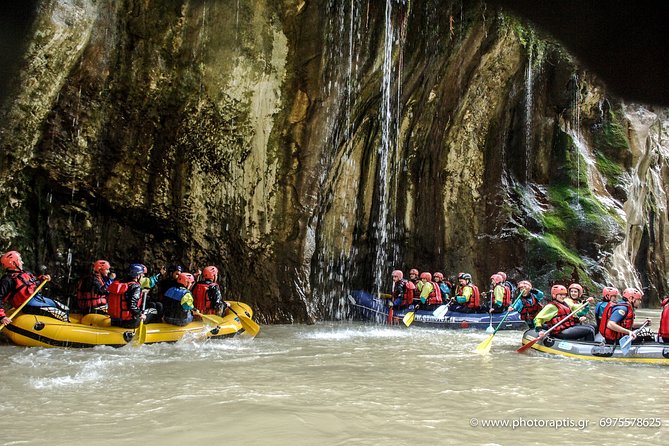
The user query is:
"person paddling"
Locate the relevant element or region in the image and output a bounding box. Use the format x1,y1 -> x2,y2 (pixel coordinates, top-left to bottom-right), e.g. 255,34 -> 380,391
433,272 -> 452,300
595,287 -> 619,326
192,266 -> 227,316
510,280 -> 543,328
389,270 -> 415,310
0,250 -> 70,323
163,272 -> 198,326
566,283 -> 593,318
417,272 -> 442,309
407,268 -> 420,293
488,274 -> 511,314
658,297 -> 669,343
533,284 -> 596,341
108,264 -> 160,328
598,287 -> 650,345
76,259 -> 114,315
453,273 -> 480,313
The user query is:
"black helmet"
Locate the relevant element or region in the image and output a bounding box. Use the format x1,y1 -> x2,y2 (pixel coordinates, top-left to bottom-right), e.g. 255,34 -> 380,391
167,264 -> 183,274
458,272 -> 472,281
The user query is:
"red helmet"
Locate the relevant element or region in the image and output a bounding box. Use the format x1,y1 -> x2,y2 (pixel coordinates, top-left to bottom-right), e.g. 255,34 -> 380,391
568,283 -> 584,297
392,270 -> 403,280
551,284 -> 568,298
202,266 -> 218,280
601,286 -> 620,301
93,260 -> 110,274
420,272 -> 432,281
1,251 -> 22,269
518,280 -> 532,289
496,271 -> 507,281
409,268 -> 419,276
622,287 -> 643,301
490,274 -> 504,285
177,272 -> 195,289
434,272 -> 444,281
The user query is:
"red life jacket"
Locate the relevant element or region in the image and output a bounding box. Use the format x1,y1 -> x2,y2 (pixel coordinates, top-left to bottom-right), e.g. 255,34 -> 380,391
400,280 -> 415,306
466,284 -> 480,309
598,300 -> 635,341
519,294 -> 542,321
659,298 -> 669,338
492,284 -> 512,307
192,282 -> 217,313
4,271 -> 39,308
545,299 -> 577,334
107,281 -> 140,321
76,275 -> 107,309
426,281 -> 442,305
501,285 -> 512,306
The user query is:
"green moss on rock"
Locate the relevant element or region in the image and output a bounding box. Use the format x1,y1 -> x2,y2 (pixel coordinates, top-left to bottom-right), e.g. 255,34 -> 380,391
594,108 -> 630,154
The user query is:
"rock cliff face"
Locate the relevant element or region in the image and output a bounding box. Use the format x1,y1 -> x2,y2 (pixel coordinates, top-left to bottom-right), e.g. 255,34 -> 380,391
1,0 -> 668,322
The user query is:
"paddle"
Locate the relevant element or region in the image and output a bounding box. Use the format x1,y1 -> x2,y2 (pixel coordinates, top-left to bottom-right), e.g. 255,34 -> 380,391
133,289 -> 149,346
516,302 -> 587,353
198,312 -> 222,326
474,292 -> 523,355
0,278 -> 50,333
486,292 -> 494,334
402,305 -> 419,327
619,320 -> 651,355
228,304 -> 260,337
346,295 -> 400,322
433,304 -> 449,319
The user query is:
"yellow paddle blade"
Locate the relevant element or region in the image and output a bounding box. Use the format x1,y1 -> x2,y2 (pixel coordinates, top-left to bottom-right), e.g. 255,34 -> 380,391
474,335 -> 493,355
239,315 -> 260,337
402,311 -> 415,327
133,322 -> 147,347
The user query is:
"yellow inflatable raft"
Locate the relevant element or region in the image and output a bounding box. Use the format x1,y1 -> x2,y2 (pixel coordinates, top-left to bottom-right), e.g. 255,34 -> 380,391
1,301 -> 255,348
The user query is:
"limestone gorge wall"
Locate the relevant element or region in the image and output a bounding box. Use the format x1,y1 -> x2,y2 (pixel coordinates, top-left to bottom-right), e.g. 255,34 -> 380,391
1,0 -> 668,322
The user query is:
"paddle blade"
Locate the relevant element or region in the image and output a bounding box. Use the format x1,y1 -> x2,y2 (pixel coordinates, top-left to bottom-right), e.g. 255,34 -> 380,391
516,337 -> 538,353
433,305 -> 449,319
228,306 -> 261,337
402,311 -> 415,327
475,335 -> 493,355
239,314 -> 260,337
619,335 -> 632,355
133,322 -> 146,347
486,324 -> 495,334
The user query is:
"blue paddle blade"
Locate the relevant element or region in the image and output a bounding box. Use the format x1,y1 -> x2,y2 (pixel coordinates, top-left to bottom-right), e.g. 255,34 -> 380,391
619,335 -> 631,355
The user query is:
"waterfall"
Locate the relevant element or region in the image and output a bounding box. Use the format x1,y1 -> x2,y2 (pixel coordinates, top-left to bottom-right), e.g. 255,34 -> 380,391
373,0 -> 406,295
235,0 -> 240,42
373,0 -> 394,295
523,46 -> 533,183
570,73 -> 581,205
312,0 -> 362,318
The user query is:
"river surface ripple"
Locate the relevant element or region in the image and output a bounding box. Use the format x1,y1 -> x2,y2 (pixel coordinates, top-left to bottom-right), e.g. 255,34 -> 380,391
1,311 -> 667,446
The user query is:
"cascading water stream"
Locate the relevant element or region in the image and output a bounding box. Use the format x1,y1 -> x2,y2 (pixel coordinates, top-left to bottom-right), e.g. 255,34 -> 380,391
372,0 -> 395,296
524,45 -> 533,183
312,0 -> 363,319
372,0 -> 408,296
570,73 -> 582,207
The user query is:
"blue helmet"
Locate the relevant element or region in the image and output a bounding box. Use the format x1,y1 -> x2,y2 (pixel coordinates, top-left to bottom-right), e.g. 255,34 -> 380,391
128,263 -> 146,277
